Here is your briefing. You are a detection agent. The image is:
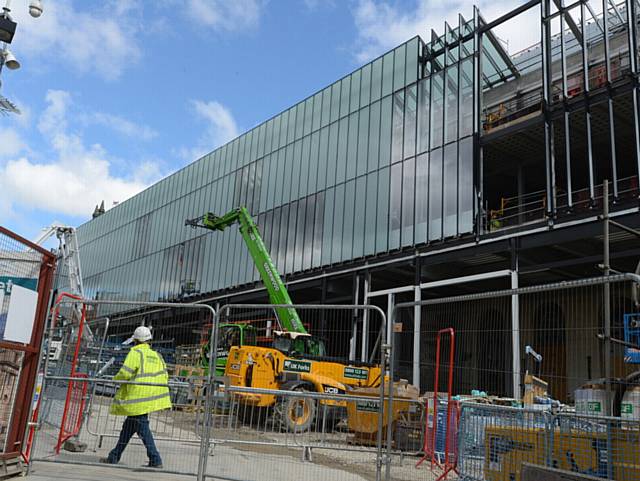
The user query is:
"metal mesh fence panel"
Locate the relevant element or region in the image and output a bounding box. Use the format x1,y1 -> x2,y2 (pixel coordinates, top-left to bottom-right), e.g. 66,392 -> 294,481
32,299 -> 215,477
199,304 -> 394,481
0,226 -> 54,461
389,274 -> 640,481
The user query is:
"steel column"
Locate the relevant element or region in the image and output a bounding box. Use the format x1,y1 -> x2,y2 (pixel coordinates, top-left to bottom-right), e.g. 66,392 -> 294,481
581,1 -> 596,202
627,0 -> 640,186
561,0 -> 574,210
413,285 -> 421,391
511,268 -> 521,400
602,0 -> 619,199
541,0 -> 557,219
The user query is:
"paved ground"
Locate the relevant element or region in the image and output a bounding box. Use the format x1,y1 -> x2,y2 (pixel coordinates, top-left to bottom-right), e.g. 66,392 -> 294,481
26,461 -> 194,481
30,395 -> 446,481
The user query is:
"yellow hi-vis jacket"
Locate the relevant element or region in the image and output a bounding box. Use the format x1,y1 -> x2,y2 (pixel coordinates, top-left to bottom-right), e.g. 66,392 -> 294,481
110,343 -> 172,416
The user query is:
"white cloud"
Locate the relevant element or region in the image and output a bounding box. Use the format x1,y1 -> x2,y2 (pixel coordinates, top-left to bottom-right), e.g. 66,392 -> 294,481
10,0 -> 141,80
352,0 -> 539,63
186,0 -> 262,31
84,112 -> 158,141
177,99 -> 239,161
0,90 -> 159,221
0,129 -> 27,158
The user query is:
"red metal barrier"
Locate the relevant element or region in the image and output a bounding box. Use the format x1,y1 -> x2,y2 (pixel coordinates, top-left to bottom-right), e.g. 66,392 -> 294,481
0,226 -> 55,466
416,328 -> 459,480
55,373 -> 88,453
51,293 -> 88,454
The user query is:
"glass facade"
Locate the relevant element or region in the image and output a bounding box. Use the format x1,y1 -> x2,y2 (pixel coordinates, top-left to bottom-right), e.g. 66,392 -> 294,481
77,34 -> 477,302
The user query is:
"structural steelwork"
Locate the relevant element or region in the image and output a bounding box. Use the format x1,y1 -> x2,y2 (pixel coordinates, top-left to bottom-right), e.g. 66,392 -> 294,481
68,0 -> 640,400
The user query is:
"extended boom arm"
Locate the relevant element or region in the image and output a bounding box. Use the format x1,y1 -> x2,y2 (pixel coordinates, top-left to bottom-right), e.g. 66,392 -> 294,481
186,207 -> 306,334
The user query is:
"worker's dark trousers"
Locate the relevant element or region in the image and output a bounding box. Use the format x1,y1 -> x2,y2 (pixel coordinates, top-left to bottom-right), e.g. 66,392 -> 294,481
107,414 -> 162,466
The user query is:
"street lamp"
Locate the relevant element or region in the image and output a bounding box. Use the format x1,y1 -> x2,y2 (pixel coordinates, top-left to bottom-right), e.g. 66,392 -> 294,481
0,0 -> 44,115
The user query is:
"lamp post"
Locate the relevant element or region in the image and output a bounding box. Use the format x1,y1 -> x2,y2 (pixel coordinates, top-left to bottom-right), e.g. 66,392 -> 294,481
0,0 -> 44,114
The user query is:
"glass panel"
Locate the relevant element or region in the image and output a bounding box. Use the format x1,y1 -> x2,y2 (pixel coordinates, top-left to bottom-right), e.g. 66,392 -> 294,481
288,106 -> 297,144
287,202 -> 298,273
321,86 -> 332,128
405,37 -> 419,86
272,115 -> 281,152
357,107 -> 369,176
431,71 -> 444,148
294,198 -> 305,272
364,171 -> 378,255
274,149 -> 285,206
404,85 -> 417,159
353,176 -> 366,258
350,70 -> 360,113
360,63 -> 371,107
379,96 -> 392,167
346,113 -> 358,180
336,117 -> 349,184
296,102 -> 305,140
303,196 -> 314,270
459,57 -> 473,138
371,57 -> 383,102
322,187 -> 334,265
312,92 -> 322,132
443,143 -> 457,237
376,167 -> 390,252
278,204 -> 289,273
340,76 -> 351,119
415,152 -> 429,243
330,82 -> 341,123
382,51 -> 394,97
342,180 -> 355,261
304,135 -> 315,195
291,140 -> 303,200
391,91 -> 404,163
327,122 -> 339,187
402,157 -> 415,246
445,65 -> 458,144
429,148 -> 443,240
417,77 -> 430,154
393,44 -> 406,92
279,110 -> 289,148
318,127 -> 329,190
260,155 -> 270,212
331,184 -> 345,263
271,207 -> 281,268
283,145 -> 293,203
313,191 -> 324,268
303,97 -> 313,136
368,100 -> 381,172
389,162 -> 402,250
458,137 -> 473,233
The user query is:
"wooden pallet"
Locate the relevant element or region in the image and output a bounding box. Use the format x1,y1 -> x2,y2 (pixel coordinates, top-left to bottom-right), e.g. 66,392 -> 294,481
0,456 -> 24,479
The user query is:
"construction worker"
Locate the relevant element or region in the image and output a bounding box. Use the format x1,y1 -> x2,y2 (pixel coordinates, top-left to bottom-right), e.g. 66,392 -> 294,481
100,326 -> 171,468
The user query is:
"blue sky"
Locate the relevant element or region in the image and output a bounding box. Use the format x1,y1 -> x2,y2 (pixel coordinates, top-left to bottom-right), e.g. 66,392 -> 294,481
0,0 -> 535,244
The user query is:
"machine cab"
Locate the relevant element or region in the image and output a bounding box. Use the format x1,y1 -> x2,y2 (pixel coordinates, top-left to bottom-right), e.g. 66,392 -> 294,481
272,331 -> 326,358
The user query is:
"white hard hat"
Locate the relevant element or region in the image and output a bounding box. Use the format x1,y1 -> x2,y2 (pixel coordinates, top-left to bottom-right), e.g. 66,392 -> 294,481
123,326 -> 152,345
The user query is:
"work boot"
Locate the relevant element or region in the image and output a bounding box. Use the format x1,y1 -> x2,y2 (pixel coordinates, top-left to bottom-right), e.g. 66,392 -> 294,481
99,457 -> 117,464
147,462 -> 163,469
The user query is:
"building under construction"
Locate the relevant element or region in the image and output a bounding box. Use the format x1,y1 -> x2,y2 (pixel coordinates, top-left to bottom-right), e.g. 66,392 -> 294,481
71,0 -> 640,402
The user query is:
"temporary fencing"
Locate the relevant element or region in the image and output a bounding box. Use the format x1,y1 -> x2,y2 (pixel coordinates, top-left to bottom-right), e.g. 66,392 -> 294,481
388,273 -> 640,481
30,298 -> 216,477
198,304 -> 395,481
0,226 -> 55,474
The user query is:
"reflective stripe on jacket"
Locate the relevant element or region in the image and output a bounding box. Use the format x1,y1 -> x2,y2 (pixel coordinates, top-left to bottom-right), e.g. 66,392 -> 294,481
110,343 -> 172,416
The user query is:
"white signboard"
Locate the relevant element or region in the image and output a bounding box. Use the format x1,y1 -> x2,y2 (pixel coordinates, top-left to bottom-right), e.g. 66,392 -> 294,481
4,284 -> 38,344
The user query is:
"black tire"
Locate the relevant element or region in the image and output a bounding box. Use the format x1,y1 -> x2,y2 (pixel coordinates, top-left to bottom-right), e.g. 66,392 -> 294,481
273,385 -> 316,433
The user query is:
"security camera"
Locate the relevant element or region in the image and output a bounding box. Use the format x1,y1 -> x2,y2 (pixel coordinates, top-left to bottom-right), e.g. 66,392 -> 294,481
29,0 -> 43,18
2,49 -> 20,70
